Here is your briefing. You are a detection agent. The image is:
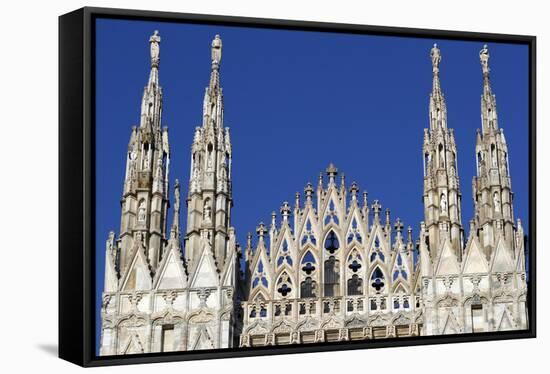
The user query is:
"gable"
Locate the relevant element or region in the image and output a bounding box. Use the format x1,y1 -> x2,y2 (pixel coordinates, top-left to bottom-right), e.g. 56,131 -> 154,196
191,249 -> 218,288
156,249 -> 187,290
435,239 -> 460,275
122,250 -> 152,291
463,237 -> 489,274
491,238 -> 514,273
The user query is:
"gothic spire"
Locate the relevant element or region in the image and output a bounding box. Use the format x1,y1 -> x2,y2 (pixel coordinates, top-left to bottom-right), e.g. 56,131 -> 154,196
148,30 -> 161,89
480,44 -> 492,96
430,43 -> 442,97
479,44 -> 499,133
429,43 -> 447,130
208,34 -> 222,97
140,30 -> 163,131
201,35 -> 224,130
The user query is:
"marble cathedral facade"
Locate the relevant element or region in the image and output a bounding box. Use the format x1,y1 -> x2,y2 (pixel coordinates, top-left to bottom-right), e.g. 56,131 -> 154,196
99,33 -> 528,355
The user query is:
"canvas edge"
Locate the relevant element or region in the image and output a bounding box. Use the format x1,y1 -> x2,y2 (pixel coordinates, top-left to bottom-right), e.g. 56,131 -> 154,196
57,6 -> 537,368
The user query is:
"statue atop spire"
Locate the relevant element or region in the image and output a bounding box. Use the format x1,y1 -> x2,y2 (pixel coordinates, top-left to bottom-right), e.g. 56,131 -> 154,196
149,30 -> 161,68
479,44 -> 490,75
430,43 -> 441,73
211,34 -> 222,65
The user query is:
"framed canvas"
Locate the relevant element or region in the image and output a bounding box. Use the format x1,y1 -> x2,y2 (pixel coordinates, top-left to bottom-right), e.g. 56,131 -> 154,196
59,7 -> 536,367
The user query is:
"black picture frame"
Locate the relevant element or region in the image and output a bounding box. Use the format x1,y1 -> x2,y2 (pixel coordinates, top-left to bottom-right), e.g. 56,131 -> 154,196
59,6 -> 537,367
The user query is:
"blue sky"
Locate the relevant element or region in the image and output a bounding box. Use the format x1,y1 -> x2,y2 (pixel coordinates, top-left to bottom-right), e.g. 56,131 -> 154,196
94,18 -> 529,351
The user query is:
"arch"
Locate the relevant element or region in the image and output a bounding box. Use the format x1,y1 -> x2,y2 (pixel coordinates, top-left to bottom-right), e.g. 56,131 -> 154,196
346,217 -> 363,244
347,248 -> 363,274
369,234 -> 385,263
276,238 -> 293,268
300,218 -> 317,246
251,260 -> 268,289
369,266 -> 386,294
324,230 -> 340,254
392,281 -> 409,294
300,250 -> 317,275
275,271 -> 294,298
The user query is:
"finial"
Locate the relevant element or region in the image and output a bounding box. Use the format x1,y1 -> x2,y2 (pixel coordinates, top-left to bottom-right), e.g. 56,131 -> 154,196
304,182 -> 314,201
363,191 -> 368,208
394,218 -> 404,234
480,44 -> 490,75
256,222 -> 267,238
149,30 -> 161,67
326,163 -> 338,176
280,201 -> 291,221
295,192 -> 300,209
271,211 -> 277,228
372,200 -> 382,221
326,163 -> 338,184
430,43 -> 441,73
350,182 -> 359,199
211,34 -> 222,65
407,226 -> 413,244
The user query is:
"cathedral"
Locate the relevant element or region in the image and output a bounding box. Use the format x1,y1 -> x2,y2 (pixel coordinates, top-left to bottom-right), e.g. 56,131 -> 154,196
98,31 -> 528,355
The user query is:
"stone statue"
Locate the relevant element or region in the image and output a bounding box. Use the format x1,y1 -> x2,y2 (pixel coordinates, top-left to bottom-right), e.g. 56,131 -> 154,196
439,151 -> 445,168
440,193 -> 447,213
155,157 -> 163,179
430,43 -> 441,72
211,34 -> 222,64
149,30 -> 161,66
494,192 -> 501,212
143,149 -> 150,171
480,44 -> 490,74
138,200 -> 146,222
203,201 -> 212,222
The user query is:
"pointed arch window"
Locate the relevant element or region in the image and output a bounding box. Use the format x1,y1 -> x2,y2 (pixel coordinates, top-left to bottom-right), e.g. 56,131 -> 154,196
392,254 -> 408,281
370,267 -> 385,294
324,255 -> 340,297
276,272 -> 292,298
324,231 -> 340,254
370,237 -> 385,262
300,251 -> 317,298
324,200 -> 339,225
277,239 -> 293,267
301,219 -> 316,246
252,260 -> 268,289
347,218 -> 362,244
301,251 -> 316,274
